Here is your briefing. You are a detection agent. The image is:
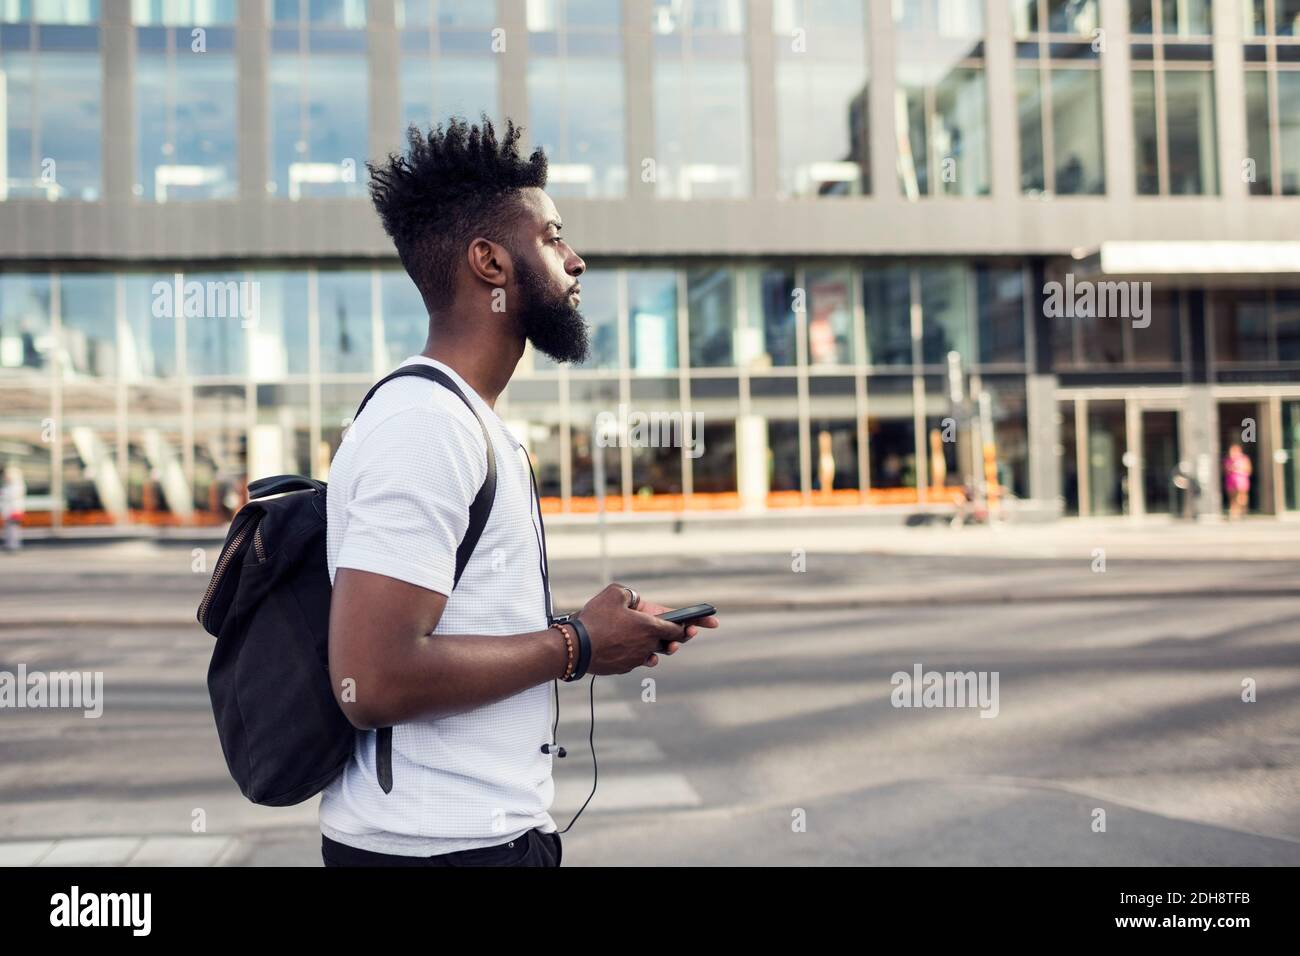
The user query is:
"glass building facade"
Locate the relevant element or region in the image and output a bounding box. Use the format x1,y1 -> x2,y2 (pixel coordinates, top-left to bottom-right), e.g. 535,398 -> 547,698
2,0 -> 1300,529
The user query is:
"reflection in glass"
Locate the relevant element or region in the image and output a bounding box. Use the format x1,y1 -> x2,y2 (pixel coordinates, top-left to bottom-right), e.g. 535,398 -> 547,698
976,265 -> 1025,365
687,267 -> 735,368
1165,70 -> 1218,195
1279,72 -> 1300,194
136,34 -> 238,200
0,274 -> 52,375
380,271 -> 428,368
863,265 -> 912,367
269,49 -> 368,198
1245,70 -> 1273,195
654,58 -> 751,199
528,55 -> 625,198
123,276 -> 179,379
1132,69 -> 1160,194
572,270 -> 619,370
1161,0 -> 1211,36
1051,68 -> 1104,194
60,274 -> 117,379
920,265 -> 969,366
1213,290 -> 1270,362
773,0 -> 869,197
806,269 -> 855,366
401,56 -> 498,143
1130,289 -> 1182,365
192,383 -> 247,522
628,270 -> 678,372
250,272 -> 309,379
1017,68 -> 1045,193
1087,400 -> 1127,516
2,44 -> 103,200
318,271 -> 372,374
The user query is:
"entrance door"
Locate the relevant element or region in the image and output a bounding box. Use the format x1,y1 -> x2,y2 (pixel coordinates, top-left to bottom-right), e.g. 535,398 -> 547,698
1140,410 -> 1181,514
1218,401 -> 1264,515
1283,400 -> 1300,512
1087,401 -> 1128,516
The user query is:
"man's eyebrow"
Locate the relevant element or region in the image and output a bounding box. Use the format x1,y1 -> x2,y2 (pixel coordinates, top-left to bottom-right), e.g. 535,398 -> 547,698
545,219 -> 563,232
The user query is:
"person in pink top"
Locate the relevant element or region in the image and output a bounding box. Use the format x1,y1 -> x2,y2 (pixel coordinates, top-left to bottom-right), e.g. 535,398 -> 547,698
1223,444 -> 1253,521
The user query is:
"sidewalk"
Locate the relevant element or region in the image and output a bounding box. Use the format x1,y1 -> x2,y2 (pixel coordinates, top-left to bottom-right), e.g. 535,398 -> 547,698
1,518 -> 1297,627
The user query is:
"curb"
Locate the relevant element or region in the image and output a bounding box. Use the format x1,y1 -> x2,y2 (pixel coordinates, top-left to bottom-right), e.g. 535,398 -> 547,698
4,587 -> 1297,629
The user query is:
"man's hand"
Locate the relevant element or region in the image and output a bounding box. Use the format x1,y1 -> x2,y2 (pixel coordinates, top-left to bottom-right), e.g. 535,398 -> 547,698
632,595 -> 719,667
574,584 -> 720,673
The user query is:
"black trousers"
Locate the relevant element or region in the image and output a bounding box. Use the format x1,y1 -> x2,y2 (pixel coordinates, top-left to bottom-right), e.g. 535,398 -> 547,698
322,827 -> 562,867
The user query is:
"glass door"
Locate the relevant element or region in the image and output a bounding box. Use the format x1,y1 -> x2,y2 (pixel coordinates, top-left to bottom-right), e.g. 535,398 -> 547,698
1140,410 -> 1180,514
1283,400 -> 1300,512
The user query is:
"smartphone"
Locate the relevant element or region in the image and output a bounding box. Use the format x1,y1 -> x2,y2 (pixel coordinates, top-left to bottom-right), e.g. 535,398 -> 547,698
657,604 -> 717,625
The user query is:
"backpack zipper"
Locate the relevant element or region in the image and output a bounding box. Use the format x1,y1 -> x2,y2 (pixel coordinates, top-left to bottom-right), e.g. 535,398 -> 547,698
198,521 -> 254,625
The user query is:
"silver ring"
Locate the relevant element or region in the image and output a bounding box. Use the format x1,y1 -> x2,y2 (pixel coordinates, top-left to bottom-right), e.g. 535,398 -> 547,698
623,586 -> 640,610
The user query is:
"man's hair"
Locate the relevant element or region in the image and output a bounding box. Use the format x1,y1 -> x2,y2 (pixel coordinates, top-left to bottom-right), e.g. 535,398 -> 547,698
367,115 -> 548,311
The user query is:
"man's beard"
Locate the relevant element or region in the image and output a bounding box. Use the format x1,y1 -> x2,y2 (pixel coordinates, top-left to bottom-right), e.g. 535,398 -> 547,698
514,260 -> 590,364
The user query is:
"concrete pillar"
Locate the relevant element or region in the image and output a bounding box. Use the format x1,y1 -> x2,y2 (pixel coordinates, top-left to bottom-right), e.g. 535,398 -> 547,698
737,413 -> 769,512
1026,372 -> 1060,506
1183,384 -> 1220,518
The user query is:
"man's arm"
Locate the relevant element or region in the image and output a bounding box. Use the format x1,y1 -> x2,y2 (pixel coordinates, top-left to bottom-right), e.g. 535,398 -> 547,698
328,567 -> 568,729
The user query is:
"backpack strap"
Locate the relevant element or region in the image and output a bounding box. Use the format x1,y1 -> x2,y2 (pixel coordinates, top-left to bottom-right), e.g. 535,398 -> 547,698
355,363 -> 498,795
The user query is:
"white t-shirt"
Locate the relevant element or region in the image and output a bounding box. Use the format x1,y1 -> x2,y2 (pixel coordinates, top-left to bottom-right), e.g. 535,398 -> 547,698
320,355 -> 557,856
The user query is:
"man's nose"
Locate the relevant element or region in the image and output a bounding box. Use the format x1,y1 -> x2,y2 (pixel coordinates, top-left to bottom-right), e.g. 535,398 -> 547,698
567,252 -> 585,277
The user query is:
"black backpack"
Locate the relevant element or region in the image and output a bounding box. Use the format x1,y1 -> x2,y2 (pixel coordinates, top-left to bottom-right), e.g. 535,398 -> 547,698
197,364 -> 497,806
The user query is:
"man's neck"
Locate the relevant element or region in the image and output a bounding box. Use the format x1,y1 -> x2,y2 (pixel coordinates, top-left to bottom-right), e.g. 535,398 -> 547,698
421,335 -> 522,409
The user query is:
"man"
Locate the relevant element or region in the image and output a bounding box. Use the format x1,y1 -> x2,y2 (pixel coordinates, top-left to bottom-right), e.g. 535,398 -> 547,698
321,116 -> 718,867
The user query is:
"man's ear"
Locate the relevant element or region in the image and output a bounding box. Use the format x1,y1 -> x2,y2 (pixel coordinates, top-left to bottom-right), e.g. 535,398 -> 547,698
466,237 -> 509,290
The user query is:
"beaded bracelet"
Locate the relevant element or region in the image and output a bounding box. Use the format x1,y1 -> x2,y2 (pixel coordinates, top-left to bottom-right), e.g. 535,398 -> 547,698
550,622 -> 576,680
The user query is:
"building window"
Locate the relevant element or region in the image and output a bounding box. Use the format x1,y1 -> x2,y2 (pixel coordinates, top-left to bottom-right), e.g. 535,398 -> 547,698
863,264 -> 912,367
60,273 -> 117,379
123,274 -> 179,379
398,1 -> 499,144
628,268 -> 679,372
1130,1 -> 1218,195
0,273 -> 52,375
976,263 -> 1027,365
894,0 -> 989,198
527,0 -> 625,198
270,0 -> 364,28
1051,268 -> 1187,368
919,263 -> 971,366
0,1 -> 98,24
773,0 -> 870,197
1014,0 -> 1105,195
652,0 -> 751,198
134,3 -> 238,201
132,1 -> 234,24
1243,0 -> 1300,195
268,0 -> 368,199
805,267 -> 856,366
0,12 -> 101,200
317,269 -> 372,374
687,266 -> 736,368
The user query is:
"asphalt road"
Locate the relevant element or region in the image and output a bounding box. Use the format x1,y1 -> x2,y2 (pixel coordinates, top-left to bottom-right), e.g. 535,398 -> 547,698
1,549 -> 1297,865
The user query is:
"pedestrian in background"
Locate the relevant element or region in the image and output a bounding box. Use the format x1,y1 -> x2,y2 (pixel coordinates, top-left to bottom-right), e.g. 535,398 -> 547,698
1,464 -> 25,552
1223,444 -> 1252,521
